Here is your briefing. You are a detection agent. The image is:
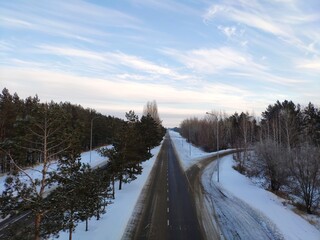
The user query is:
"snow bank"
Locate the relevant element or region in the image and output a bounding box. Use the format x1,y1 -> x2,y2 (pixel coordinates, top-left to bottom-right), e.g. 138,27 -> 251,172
54,144 -> 162,240
215,155 -> 320,240
168,130 -> 232,171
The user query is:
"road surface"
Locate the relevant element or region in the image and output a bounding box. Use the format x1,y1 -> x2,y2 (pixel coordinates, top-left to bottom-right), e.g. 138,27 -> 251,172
129,134 -> 203,240
124,135 -> 285,240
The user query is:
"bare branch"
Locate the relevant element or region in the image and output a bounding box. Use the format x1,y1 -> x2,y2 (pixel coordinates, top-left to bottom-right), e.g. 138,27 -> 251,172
1,148 -> 38,194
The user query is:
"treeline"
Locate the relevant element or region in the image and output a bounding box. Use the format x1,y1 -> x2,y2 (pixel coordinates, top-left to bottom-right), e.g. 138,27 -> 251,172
180,111 -> 259,152
0,88 -> 165,240
179,100 -> 320,214
0,88 -> 122,173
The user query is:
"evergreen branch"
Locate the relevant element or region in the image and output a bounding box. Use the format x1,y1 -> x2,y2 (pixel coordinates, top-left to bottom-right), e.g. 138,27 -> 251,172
19,146 -> 44,154
48,145 -> 71,159
47,138 -> 65,146
1,148 -> 38,194
47,140 -> 68,152
28,126 -> 44,138
22,138 -> 44,147
33,122 -> 45,132
47,125 -> 63,138
21,196 -> 36,204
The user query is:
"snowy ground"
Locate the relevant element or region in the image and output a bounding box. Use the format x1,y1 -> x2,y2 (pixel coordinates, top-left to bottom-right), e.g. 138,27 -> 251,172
0,146 -> 112,194
169,130 -> 320,240
168,130 -> 233,170
210,155 -> 320,240
0,146 -> 112,224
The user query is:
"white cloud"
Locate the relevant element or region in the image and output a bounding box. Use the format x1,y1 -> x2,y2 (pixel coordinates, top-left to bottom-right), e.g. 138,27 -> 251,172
39,45 -> 106,61
108,52 -> 176,76
203,1 -> 320,54
203,5 -> 226,23
164,47 -> 309,86
0,40 -> 14,51
36,45 -> 189,80
218,26 -> 237,38
297,59 -> 320,72
0,66 -> 258,117
0,17 -> 33,28
0,0 -> 144,44
164,47 -> 265,74
130,0 -> 201,16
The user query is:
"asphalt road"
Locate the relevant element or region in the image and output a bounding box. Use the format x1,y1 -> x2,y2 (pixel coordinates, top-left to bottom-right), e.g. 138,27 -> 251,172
131,134 -> 203,240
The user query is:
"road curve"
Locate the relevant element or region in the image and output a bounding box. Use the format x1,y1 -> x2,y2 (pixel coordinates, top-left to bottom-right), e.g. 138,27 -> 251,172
200,158 -> 284,240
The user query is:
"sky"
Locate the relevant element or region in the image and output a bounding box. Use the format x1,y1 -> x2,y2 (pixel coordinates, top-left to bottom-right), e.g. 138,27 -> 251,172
0,0 -> 319,127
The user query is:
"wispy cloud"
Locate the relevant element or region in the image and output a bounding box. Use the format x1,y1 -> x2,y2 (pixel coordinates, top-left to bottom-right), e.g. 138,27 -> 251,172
297,59 -> 320,72
0,0 -> 144,45
0,66 -> 263,116
163,46 -> 310,86
0,17 -> 34,28
0,40 -> 14,51
36,45 -> 191,81
1,0 -> 319,127
203,0 -> 320,54
129,0 -> 201,16
163,47 -> 265,73
39,45 -> 106,61
217,25 -> 237,38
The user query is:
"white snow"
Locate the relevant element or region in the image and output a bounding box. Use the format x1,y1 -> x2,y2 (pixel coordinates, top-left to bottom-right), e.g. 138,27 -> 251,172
214,155 -> 320,240
168,130 -> 233,171
0,146 -> 112,194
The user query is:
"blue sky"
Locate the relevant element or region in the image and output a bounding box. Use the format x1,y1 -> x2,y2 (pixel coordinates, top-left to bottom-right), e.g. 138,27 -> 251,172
0,0 -> 319,127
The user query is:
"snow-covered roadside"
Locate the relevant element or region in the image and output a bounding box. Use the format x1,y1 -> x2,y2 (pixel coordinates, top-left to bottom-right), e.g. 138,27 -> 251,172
169,129 -> 320,239
168,130 -> 232,171
0,146 -> 112,194
211,155 -> 320,240
54,144 -> 162,240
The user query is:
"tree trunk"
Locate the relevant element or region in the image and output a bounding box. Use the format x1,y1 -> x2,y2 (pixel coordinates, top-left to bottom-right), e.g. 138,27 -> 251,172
85,218 -> 88,231
34,213 -> 42,240
96,202 -> 101,221
112,176 -> 115,199
69,225 -> 73,240
270,178 -> 280,192
119,175 -> 122,190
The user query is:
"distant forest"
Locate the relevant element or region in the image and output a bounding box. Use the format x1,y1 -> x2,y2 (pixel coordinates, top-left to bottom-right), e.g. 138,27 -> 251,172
179,100 -> 320,214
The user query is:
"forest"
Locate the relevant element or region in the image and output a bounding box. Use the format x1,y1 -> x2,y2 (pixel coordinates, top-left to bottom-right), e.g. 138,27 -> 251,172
0,88 -> 165,240
179,100 -> 320,214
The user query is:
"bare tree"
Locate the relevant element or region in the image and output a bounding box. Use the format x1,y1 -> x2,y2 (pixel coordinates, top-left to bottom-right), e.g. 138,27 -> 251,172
288,143 -> 320,213
254,139 -> 289,192
143,100 -> 162,125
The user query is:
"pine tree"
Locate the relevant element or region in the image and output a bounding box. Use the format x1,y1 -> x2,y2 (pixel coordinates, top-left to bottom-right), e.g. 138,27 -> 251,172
139,114 -> 161,153
0,102 -> 79,240
302,102 -> 320,146
100,111 -> 152,191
